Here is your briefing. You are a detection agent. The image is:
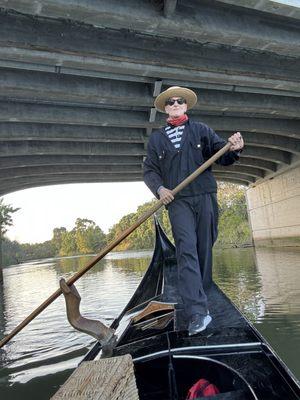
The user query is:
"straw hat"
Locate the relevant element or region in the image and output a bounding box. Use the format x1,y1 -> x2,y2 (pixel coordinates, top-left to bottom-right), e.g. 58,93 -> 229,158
154,86 -> 197,113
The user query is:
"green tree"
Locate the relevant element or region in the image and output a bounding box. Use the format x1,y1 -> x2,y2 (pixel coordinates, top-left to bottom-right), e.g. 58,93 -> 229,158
60,230 -> 77,256
52,227 -> 67,254
2,238 -> 25,266
107,199 -> 172,251
216,182 -> 252,247
106,183 -> 251,251
0,199 -> 20,282
74,218 -> 106,254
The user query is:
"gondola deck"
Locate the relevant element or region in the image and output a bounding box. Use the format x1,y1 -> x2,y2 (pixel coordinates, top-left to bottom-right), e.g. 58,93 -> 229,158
80,218 -> 300,400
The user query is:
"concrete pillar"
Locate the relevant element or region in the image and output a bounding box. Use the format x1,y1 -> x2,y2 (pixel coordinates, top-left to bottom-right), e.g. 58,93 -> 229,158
246,166 -> 300,247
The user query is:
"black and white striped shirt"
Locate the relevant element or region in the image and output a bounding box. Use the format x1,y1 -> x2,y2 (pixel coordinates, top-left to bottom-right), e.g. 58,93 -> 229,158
165,125 -> 185,149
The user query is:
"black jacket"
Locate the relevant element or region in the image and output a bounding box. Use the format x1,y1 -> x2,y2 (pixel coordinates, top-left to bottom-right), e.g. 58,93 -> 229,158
143,120 -> 239,198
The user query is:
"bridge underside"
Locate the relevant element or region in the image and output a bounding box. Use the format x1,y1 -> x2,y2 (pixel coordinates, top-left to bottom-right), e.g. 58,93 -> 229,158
0,0 -> 300,195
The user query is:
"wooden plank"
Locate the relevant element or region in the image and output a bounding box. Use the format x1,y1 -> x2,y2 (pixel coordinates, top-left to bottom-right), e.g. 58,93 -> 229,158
51,354 -> 139,400
132,301 -> 175,323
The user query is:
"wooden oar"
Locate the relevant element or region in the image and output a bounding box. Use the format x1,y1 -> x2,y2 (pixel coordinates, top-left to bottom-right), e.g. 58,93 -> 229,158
0,142 -> 231,348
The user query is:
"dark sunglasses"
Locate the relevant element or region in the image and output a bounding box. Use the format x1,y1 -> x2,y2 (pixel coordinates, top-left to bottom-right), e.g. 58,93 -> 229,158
165,98 -> 186,106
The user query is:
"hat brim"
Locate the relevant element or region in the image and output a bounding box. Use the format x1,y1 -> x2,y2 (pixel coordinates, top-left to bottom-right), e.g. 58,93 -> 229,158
154,87 -> 197,113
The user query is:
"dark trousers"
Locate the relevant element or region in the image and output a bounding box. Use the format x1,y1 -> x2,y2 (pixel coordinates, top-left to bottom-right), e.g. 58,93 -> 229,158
168,193 -> 218,318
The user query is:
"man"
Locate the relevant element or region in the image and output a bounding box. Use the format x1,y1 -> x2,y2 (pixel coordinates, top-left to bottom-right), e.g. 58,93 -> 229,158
143,86 -> 244,335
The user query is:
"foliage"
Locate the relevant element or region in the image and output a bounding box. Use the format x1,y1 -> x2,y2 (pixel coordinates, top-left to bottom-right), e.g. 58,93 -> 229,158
2,217 -> 106,265
106,200 -> 172,251
2,238 -> 25,265
2,183 -> 252,266
52,227 -> 67,254
107,183 -> 252,250
20,240 -> 56,261
74,218 -> 106,254
0,199 -> 20,274
58,218 -> 106,256
216,182 -> 252,247
0,199 -> 20,235
1,238 -> 55,265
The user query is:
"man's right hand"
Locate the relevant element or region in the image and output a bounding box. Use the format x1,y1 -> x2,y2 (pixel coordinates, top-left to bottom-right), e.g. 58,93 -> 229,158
158,187 -> 174,205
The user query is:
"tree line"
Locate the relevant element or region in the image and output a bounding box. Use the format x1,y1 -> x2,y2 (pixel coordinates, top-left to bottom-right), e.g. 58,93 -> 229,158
1,183 -> 252,266
2,218 -> 106,266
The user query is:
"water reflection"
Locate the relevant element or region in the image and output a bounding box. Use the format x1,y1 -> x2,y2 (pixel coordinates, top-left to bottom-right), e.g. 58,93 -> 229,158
213,246 -> 300,380
213,248 -> 264,321
0,246 -> 299,399
0,251 -> 152,399
253,247 -> 300,377
254,247 -> 300,317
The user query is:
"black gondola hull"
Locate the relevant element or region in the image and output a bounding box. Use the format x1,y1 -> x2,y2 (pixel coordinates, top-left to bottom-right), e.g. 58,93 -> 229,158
83,219 -> 300,399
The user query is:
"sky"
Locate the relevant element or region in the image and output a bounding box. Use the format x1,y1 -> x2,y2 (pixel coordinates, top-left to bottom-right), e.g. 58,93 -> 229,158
273,0 -> 300,6
3,182 -> 154,244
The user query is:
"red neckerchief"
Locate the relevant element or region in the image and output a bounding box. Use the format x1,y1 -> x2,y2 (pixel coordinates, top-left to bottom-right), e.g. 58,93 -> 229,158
166,114 -> 189,127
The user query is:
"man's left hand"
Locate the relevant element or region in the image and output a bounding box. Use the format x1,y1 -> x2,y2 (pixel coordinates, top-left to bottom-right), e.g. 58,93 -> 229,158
228,132 -> 244,151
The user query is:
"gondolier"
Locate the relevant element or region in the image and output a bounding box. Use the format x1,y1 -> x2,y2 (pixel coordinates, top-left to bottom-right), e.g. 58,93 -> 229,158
143,86 -> 244,336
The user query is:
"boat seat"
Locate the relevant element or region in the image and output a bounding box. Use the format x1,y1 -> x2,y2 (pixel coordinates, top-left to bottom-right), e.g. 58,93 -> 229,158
132,301 -> 175,323
51,354 -> 139,400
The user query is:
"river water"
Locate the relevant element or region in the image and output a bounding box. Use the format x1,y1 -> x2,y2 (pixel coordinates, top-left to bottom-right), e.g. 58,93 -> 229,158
0,246 -> 299,399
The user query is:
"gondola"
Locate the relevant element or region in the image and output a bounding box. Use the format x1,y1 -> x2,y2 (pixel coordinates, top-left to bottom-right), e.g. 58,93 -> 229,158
80,218 -> 300,400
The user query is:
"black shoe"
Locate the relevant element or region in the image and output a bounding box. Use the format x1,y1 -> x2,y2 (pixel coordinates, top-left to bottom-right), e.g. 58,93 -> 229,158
188,313 -> 212,336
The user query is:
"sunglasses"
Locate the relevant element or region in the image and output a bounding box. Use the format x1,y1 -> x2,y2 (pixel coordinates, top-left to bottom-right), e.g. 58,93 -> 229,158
165,98 -> 187,106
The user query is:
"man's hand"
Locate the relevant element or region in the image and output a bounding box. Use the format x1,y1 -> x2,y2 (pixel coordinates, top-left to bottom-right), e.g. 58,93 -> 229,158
158,187 -> 174,205
228,131 -> 244,151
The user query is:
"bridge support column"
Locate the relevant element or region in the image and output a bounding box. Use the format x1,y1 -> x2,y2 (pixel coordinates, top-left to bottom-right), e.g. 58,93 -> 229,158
246,166 -> 300,247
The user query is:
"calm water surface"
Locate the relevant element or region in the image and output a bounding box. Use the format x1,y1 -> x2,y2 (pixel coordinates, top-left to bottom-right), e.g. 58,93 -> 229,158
0,246 -> 299,399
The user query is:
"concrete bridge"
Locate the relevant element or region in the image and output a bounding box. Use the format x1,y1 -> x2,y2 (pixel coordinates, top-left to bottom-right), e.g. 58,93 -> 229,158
0,0 -> 300,246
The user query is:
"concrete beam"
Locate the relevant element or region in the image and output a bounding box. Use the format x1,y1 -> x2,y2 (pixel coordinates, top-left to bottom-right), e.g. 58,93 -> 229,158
0,153 -> 275,178
0,141 -> 145,157
0,102 -> 149,127
0,155 -> 143,169
236,157 -> 277,173
1,1 -> 300,57
241,146 -> 291,164
0,50 -> 297,97
1,68 -> 300,118
0,169 -> 258,195
199,116 -> 300,138
0,165 -> 142,179
195,91 -> 300,118
213,164 -> 265,178
0,123 -> 145,143
149,108 -> 157,123
164,0 -> 177,18
0,163 -> 264,181
1,102 -> 299,138
215,172 -> 253,184
2,58 -> 299,99
153,80 -> 163,97
0,137 -> 290,165
220,131 -> 300,154
0,11 -> 299,92
245,132 -> 300,154
0,68 -> 154,109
